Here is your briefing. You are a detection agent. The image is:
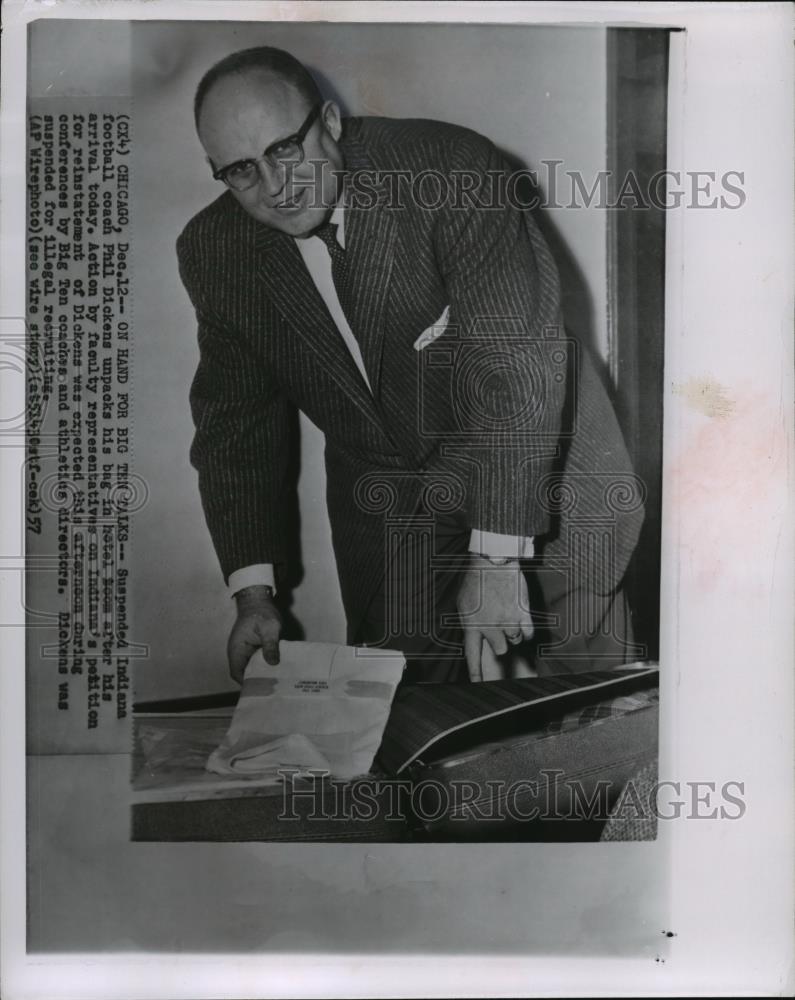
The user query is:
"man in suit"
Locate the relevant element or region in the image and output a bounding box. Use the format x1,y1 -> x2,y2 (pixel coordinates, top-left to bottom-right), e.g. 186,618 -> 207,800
178,46 -> 645,685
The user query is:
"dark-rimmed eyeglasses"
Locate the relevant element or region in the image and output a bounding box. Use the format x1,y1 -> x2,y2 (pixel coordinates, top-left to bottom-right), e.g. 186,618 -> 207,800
212,104 -> 322,192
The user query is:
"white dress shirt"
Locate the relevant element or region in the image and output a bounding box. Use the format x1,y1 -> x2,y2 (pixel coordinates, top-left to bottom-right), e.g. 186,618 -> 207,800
228,205 -> 533,597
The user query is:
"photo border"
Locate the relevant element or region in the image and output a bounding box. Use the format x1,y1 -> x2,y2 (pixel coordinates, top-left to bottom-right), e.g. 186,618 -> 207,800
1,2 -> 792,997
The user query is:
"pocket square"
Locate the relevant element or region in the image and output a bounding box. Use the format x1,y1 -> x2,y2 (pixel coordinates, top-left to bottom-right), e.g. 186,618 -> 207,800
413,305 -> 450,351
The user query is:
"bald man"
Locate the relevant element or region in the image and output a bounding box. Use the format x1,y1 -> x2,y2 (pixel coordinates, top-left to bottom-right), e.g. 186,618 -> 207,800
177,46 -> 645,685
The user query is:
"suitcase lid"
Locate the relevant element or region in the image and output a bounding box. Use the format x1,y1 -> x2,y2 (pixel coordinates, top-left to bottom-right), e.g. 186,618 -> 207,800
378,666 -> 659,775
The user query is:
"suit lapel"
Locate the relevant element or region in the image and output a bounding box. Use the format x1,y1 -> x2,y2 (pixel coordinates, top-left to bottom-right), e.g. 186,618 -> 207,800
251,221 -> 380,424
247,119 -> 398,415
341,127 -> 398,398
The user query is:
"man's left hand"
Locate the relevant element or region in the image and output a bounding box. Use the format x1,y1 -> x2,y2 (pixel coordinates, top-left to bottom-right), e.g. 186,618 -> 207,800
456,554 -> 534,682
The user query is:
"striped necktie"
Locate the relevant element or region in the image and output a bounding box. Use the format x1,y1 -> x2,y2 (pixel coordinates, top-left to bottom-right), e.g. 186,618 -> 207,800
313,219 -> 375,389
314,221 -> 350,317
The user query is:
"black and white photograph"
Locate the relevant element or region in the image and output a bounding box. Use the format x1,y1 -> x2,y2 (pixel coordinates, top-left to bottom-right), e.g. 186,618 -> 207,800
126,22 -> 667,844
24,17 -> 670,842
1,2 -> 793,996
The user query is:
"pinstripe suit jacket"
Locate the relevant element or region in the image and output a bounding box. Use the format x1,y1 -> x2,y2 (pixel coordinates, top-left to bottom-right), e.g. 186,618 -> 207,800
177,117 -> 644,639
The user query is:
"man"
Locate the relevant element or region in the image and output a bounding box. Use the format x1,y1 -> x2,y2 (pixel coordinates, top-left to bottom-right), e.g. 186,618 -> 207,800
177,46 -> 645,686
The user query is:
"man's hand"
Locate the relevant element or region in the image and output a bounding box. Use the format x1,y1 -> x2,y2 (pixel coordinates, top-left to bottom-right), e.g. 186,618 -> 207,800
228,585 -> 282,685
456,554 -> 534,682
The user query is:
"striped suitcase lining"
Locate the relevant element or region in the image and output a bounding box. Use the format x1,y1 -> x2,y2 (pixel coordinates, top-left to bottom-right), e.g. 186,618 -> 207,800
379,668 -> 659,774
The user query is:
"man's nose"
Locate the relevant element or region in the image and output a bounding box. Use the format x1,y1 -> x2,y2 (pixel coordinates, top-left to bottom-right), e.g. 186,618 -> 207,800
255,158 -> 290,198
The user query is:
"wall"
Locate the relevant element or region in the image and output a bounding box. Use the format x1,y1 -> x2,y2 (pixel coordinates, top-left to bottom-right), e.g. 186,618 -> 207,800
127,21 -> 609,700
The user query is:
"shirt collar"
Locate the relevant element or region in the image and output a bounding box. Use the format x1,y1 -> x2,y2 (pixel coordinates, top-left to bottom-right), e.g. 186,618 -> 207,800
292,197 -> 345,250
329,201 -> 345,249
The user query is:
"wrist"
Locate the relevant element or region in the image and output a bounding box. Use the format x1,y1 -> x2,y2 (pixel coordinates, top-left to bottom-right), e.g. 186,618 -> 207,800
470,553 -> 520,567
234,584 -> 275,609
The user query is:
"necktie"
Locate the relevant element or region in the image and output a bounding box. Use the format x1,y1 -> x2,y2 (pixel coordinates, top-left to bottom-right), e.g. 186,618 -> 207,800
314,221 -> 350,316
313,220 -> 373,390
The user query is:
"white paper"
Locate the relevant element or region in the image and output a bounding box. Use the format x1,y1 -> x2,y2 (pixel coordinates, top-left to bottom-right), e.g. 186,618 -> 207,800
206,640 -> 405,781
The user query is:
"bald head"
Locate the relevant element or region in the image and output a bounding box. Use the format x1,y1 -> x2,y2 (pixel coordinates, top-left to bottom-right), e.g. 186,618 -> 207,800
194,46 -> 322,132
196,52 -> 344,237
197,69 -> 309,161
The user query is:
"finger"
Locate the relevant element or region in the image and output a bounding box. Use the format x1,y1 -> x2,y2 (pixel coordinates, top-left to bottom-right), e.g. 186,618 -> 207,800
258,622 -> 281,666
227,636 -> 250,686
464,629 -> 483,682
483,627 -> 508,658
229,623 -> 270,683
506,629 -> 524,645
520,617 -> 535,640
261,638 -> 280,666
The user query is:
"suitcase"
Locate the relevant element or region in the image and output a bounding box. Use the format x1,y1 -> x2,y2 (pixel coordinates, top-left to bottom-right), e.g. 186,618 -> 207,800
377,667 -> 659,841
132,667 -> 658,842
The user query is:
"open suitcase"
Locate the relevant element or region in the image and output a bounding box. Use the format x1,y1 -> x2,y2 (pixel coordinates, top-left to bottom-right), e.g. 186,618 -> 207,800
132,666 -> 658,842
377,667 -> 659,840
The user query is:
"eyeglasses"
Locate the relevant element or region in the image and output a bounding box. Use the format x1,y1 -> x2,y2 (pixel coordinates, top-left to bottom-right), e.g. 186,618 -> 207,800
212,104 -> 322,192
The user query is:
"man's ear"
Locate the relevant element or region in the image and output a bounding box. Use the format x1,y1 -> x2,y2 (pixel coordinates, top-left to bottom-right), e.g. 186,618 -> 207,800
321,100 -> 342,141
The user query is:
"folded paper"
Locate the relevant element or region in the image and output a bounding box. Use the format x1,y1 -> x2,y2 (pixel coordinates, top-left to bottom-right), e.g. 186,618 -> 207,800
206,640 -> 406,782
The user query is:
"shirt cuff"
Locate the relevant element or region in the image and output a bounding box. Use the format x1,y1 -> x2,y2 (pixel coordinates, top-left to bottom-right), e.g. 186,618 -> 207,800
228,564 -> 276,598
468,530 -> 535,561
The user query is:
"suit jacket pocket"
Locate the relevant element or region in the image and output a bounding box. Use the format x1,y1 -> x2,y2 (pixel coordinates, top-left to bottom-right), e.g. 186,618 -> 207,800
413,305 -> 450,351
